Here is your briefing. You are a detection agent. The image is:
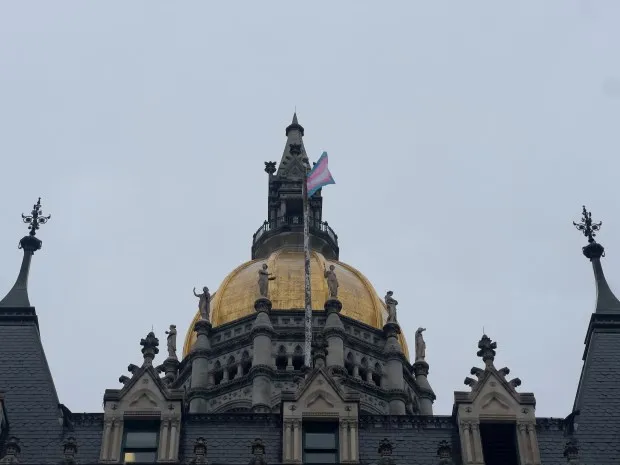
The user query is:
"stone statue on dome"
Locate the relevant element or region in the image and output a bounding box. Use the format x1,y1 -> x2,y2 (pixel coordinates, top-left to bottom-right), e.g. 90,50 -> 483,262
415,327 -> 426,361
324,264 -> 339,298
258,264 -> 276,298
384,290 -> 398,323
165,324 -> 177,359
193,286 -> 211,322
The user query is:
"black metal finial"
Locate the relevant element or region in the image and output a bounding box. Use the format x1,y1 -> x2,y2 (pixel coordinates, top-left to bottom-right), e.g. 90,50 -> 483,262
573,205 -> 602,244
22,197 -> 51,237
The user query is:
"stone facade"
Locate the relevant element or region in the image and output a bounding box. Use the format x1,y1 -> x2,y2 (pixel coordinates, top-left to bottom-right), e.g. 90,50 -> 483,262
0,118 -> 618,464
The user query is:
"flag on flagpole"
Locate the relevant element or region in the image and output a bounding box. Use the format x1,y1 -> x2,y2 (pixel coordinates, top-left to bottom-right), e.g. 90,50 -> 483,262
307,152 -> 336,198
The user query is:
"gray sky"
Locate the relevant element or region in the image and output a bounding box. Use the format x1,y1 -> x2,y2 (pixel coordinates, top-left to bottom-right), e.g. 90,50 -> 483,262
1,1 -> 619,417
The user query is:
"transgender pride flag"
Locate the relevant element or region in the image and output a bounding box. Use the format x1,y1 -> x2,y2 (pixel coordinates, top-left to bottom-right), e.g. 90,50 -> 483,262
307,152 -> 336,197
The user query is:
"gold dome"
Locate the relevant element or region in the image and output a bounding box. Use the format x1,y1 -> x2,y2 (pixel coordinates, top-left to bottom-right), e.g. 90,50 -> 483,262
183,249 -> 409,358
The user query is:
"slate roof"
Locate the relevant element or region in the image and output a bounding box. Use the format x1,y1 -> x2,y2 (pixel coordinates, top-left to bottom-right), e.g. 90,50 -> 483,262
358,415 -> 462,465
66,413 -> 104,465
0,309 -> 64,463
179,413 -> 282,464
572,328 -> 620,464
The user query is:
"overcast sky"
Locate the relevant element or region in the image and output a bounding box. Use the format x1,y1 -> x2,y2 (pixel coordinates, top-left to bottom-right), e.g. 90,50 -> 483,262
1,1 -> 619,417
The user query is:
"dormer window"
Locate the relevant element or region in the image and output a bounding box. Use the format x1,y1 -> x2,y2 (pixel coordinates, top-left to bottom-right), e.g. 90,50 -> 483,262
122,421 -> 159,463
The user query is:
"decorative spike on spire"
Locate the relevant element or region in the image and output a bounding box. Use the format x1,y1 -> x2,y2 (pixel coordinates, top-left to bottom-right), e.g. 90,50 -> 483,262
573,206 -> 620,313
0,198 -> 51,308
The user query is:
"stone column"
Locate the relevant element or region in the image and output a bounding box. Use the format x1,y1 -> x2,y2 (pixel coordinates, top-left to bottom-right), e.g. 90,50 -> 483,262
283,420 -> 293,462
349,420 -> 359,462
412,361 -> 435,415
157,419 -> 170,461
100,419 -> 114,461
189,319 -> 212,413
383,322 -> 407,414
250,298 -> 276,412
292,419 -> 302,462
324,299 -> 345,372
339,420 -> 349,462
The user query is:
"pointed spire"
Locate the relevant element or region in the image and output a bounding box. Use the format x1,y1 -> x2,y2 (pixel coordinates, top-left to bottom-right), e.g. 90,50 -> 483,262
0,198 -> 51,308
573,205 -> 620,313
286,112 -> 304,136
278,113 -> 309,178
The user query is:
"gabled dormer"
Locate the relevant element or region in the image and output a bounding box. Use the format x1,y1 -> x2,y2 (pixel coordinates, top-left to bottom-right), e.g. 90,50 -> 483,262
282,368 -> 360,464
100,332 -> 183,463
453,335 -> 540,465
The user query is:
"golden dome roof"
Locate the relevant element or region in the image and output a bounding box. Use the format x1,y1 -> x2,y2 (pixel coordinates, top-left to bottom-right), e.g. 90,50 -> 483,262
183,249 -> 409,358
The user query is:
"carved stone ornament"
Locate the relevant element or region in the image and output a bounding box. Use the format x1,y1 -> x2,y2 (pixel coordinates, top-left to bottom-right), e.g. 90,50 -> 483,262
61,436 -> 78,464
377,438 -> 395,465
437,439 -> 453,465
140,331 -> 159,365
249,438 -> 267,465
564,438 -> 579,463
0,436 -> 21,464
189,437 -> 209,464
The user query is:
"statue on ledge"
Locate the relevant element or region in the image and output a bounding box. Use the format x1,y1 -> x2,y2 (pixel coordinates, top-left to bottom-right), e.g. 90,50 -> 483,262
258,264 -> 276,298
193,286 -> 211,322
415,327 -> 426,361
384,290 -> 398,323
324,264 -> 339,298
165,324 -> 177,359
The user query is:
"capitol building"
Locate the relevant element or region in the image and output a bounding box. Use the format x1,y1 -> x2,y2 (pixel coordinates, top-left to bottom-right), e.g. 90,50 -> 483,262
0,115 -> 618,464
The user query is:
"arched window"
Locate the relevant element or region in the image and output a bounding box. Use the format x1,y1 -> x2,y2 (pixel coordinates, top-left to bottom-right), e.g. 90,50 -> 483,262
345,352 -> 355,377
276,345 -> 288,370
359,358 -> 369,382
292,345 -> 304,371
227,356 -> 238,380
372,363 -> 382,387
213,361 -> 223,385
241,351 -> 252,375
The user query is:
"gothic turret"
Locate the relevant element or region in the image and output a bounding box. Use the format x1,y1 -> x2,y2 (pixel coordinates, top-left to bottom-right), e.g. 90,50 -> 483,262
0,198 -> 50,308
570,206 -> 620,463
252,113 -> 338,260
0,198 -> 62,463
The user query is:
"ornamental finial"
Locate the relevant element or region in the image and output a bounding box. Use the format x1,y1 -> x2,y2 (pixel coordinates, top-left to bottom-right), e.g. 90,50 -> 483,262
22,197 -> 51,237
573,205 -> 601,244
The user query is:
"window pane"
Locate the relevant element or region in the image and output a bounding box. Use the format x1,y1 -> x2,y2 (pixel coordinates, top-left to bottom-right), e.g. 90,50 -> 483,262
125,431 -> 158,448
123,450 -> 157,463
304,432 -> 337,449
304,451 -> 338,463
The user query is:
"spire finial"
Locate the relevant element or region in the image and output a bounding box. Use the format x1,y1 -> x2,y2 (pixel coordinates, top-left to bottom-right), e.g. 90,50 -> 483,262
140,331 -> 159,366
477,334 -> 497,368
0,198 -> 52,308
573,205 -> 620,312
22,197 -> 51,238
574,206 -> 605,260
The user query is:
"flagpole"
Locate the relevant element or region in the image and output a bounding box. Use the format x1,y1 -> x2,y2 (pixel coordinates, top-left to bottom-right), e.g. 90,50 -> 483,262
302,159 -> 313,369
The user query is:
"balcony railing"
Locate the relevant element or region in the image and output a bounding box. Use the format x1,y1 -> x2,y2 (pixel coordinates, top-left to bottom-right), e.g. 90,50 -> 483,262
252,215 -> 338,246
